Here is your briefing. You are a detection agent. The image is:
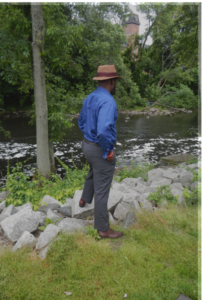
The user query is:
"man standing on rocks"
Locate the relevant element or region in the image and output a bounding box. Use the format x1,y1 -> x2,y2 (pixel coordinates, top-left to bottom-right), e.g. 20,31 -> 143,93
78,65 -> 123,239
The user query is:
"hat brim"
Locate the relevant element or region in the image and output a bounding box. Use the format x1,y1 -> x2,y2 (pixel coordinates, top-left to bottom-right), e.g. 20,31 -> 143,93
93,76 -> 122,81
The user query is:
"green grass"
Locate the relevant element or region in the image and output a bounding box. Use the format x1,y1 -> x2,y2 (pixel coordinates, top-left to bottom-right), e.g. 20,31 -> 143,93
0,205 -> 200,300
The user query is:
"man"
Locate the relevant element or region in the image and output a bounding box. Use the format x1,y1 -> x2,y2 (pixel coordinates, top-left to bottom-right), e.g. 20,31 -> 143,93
78,65 -> 123,239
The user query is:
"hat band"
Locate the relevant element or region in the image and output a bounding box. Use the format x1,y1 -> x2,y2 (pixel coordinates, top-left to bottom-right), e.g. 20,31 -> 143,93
97,72 -> 117,77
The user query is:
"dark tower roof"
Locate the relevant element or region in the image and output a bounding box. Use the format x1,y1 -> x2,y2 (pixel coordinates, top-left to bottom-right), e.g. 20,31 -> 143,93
123,13 -> 140,26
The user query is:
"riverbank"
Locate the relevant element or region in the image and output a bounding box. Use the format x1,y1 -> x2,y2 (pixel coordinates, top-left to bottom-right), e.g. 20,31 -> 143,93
0,106 -> 196,120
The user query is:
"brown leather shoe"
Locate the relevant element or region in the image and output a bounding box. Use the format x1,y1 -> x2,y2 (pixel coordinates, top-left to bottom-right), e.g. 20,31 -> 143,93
98,228 -> 123,239
79,198 -> 85,207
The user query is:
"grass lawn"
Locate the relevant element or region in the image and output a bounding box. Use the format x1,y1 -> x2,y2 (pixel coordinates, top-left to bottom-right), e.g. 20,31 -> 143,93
0,205 -> 200,300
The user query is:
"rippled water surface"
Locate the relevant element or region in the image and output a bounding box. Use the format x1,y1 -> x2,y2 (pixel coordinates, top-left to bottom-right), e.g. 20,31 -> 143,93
0,112 -> 200,179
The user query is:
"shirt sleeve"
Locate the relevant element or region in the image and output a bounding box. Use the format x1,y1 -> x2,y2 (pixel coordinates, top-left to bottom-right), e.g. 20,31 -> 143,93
97,100 -> 117,157
78,106 -> 84,134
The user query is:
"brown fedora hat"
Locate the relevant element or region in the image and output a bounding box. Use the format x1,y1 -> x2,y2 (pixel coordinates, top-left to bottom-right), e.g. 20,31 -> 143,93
93,65 -> 122,81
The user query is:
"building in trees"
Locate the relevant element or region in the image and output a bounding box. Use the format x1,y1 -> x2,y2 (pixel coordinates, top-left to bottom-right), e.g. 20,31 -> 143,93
122,13 -> 140,55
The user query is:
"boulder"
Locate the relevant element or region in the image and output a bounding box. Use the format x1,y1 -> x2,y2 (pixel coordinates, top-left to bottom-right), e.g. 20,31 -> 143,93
107,189 -> 123,212
121,177 -> 145,187
139,193 -> 151,204
0,200 -> 6,213
144,186 -> 158,194
122,211 -> 138,228
140,199 -> 153,211
176,293 -> 193,300
36,224 -> 60,250
170,187 -> 185,205
38,205 -> 49,215
56,206 -> 71,217
149,178 -> 172,187
47,209 -> 62,223
39,195 -> 62,206
171,182 -> 184,191
114,202 -> 130,220
190,181 -> 200,191
160,153 -> 196,166
187,163 -> 199,170
132,182 -> 146,194
39,243 -> 51,259
173,170 -> 193,187
129,200 -> 141,211
57,217 -> 88,233
148,168 -> 163,181
15,203 -> 32,211
122,192 -> 140,203
0,204 -> 18,222
162,170 -> 180,182
0,206 -> 39,242
71,190 -> 94,219
0,191 -> 10,201
34,211 -> 46,226
13,231 -> 36,252
108,212 -> 115,225
61,198 -> 72,207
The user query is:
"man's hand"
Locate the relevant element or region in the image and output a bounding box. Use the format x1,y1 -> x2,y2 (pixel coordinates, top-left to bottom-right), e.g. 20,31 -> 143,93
107,151 -> 115,162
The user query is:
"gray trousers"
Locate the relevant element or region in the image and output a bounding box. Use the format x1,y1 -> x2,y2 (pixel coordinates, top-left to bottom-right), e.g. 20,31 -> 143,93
81,140 -> 116,232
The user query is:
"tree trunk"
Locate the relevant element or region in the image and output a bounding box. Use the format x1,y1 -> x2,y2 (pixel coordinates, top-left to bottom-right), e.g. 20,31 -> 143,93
49,140 -> 57,173
199,3 -> 201,136
31,3 -> 50,178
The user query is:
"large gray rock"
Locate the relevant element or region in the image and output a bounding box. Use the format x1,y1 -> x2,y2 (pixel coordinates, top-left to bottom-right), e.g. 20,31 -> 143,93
56,206 -> 71,217
15,203 -> 32,211
108,212 -> 115,225
38,205 -> 49,215
144,186 -> 158,194
57,217 -> 88,233
171,182 -> 184,191
13,231 -> 36,252
71,190 -> 94,219
0,206 -> 39,242
176,294 -> 192,300
190,181 -> 200,191
0,204 -> 18,222
47,209 -> 62,223
139,193 -> 150,204
39,243 -> 52,259
162,169 -> 180,182
36,224 -> 60,249
39,195 -> 62,206
170,187 -> 185,205
160,153 -> 196,165
0,200 -> 6,213
108,189 -> 123,212
123,211 -> 138,228
149,178 -> 172,187
148,168 -> 163,181
114,202 -> 130,220
122,192 -> 140,203
132,182 -> 146,194
138,194 -> 153,211
187,163 -> 199,170
0,191 -> 10,201
121,177 -> 145,187
129,200 -> 141,211
173,170 -> 193,187
34,211 -> 46,226
61,198 -> 72,207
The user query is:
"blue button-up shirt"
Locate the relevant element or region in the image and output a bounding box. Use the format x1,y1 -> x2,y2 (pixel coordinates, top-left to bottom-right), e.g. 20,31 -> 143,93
78,86 -> 118,159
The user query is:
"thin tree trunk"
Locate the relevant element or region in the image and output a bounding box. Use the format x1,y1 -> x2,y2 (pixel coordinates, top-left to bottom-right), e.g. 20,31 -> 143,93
49,140 -> 57,173
31,3 -> 50,178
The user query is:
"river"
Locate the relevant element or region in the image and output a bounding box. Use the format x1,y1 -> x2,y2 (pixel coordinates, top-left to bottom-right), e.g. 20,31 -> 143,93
0,112 -> 200,182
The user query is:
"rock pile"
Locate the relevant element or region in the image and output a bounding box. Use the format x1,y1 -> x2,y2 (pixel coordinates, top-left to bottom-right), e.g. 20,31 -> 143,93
0,161 -> 200,258
120,107 -> 193,117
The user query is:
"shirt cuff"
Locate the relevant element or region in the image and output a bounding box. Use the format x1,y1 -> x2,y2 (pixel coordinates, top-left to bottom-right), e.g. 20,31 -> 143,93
103,146 -> 114,159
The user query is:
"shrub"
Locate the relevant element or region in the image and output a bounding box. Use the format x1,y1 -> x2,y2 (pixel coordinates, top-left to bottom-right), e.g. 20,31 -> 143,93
147,185 -> 179,206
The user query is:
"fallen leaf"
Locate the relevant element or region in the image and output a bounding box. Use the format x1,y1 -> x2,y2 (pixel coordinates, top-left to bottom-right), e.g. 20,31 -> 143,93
64,291 -> 72,296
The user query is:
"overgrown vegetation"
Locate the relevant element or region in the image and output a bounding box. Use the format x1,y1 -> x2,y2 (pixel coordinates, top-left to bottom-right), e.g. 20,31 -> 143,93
0,205 -> 199,300
2,159 -> 89,210
147,185 -> 179,206
115,162 -> 157,182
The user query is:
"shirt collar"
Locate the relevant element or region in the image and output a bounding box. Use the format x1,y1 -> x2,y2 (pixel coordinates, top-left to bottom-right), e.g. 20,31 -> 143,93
96,86 -> 112,97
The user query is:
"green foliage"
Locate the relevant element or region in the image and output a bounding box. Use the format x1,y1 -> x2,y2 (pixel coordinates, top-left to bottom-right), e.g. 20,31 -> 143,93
162,84 -> 198,110
85,226 -> 101,241
183,186 -> 201,206
3,159 -> 89,210
115,162 -> 156,182
147,185 -> 178,206
144,84 -> 162,102
38,216 -> 63,231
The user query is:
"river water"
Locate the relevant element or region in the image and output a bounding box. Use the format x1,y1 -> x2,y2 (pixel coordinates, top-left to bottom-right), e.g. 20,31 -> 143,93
0,112 -> 200,181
